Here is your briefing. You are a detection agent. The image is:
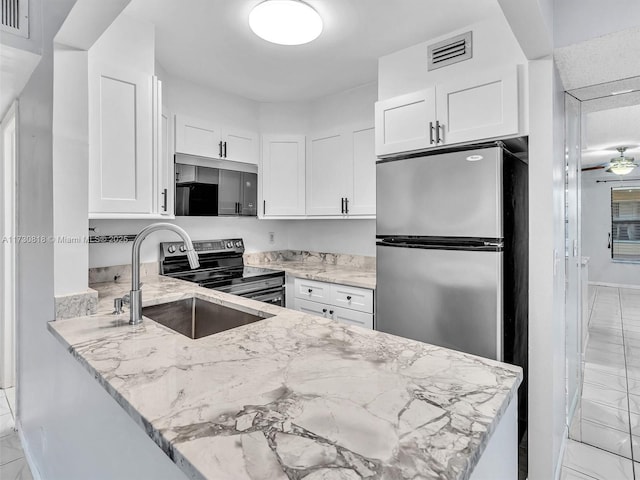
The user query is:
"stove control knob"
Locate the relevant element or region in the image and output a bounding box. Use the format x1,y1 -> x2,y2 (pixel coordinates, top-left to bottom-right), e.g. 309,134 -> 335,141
179,245 -> 187,252
167,245 -> 176,254
235,241 -> 242,248
226,241 -> 233,248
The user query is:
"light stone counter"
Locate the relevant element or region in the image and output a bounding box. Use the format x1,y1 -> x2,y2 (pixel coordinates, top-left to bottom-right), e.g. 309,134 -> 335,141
49,275 -> 521,480
244,251 -> 376,290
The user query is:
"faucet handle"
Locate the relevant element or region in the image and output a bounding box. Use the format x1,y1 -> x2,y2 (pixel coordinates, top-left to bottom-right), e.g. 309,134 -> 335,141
121,293 -> 130,305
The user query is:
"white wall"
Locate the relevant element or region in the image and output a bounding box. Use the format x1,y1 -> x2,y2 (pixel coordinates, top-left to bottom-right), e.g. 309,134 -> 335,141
309,82 -> 376,131
287,219 -> 375,257
89,217 -> 290,267
582,172 -> 640,286
18,1 -> 190,478
526,59 -> 567,480
52,46 -> 89,296
378,16 -> 528,100
553,0 -> 640,48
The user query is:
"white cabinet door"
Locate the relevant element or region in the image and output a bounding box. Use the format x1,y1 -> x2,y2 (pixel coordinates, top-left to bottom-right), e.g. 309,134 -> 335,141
332,306 -> 374,330
375,88 -> 436,157
158,106 -> 174,217
261,135 -> 306,216
346,125 -> 376,216
306,131 -> 348,216
88,64 -> 153,215
223,128 -> 259,164
294,277 -> 332,303
331,283 -> 374,314
175,114 -> 222,158
436,66 -> 519,145
296,299 -> 331,319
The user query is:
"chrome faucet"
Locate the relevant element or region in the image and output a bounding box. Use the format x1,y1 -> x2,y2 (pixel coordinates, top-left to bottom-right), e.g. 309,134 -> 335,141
129,223 -> 200,325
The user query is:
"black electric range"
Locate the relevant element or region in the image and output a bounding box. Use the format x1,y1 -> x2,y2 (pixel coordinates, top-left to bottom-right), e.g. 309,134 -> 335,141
159,239 -> 285,306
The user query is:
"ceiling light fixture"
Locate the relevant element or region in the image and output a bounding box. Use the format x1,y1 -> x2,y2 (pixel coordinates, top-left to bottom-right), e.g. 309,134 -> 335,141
249,0 -> 323,46
605,147 -> 638,175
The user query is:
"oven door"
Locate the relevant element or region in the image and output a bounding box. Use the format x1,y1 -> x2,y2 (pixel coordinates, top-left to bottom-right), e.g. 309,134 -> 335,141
209,278 -> 285,307
241,286 -> 285,307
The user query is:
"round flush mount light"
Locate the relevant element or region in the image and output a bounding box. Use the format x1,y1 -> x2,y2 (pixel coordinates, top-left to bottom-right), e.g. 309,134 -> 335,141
249,0 -> 323,46
466,155 -> 484,162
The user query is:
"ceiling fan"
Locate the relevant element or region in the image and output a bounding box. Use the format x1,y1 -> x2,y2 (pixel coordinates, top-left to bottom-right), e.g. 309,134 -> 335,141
582,146 -> 639,175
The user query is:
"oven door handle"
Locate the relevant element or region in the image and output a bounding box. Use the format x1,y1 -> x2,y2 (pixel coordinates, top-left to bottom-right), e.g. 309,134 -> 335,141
216,283 -> 284,297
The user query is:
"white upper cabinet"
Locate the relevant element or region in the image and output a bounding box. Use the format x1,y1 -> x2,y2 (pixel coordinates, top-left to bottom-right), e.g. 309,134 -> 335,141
175,114 -> 258,164
348,125 -> 376,216
306,125 -> 376,218
223,127 -> 259,165
436,66 -> 519,146
260,135 -> 306,217
375,66 -> 520,157
157,102 -> 174,217
175,114 -> 222,158
306,131 -> 349,216
88,63 -> 154,216
87,15 -> 172,219
375,88 -> 436,157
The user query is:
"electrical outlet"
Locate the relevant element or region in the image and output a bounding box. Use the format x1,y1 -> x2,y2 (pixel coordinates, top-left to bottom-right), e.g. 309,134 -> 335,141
269,232 -> 275,244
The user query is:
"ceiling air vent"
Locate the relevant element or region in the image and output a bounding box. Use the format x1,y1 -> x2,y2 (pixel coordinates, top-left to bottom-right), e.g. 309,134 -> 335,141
427,31 -> 472,71
1,0 -> 29,38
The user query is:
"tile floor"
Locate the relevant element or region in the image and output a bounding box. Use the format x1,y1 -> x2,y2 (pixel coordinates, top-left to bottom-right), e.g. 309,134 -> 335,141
564,285 -> 640,479
0,387 -> 33,480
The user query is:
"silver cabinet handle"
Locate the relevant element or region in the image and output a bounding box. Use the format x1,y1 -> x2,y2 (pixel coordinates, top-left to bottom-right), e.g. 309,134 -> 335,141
435,120 -> 441,144
429,121 -> 435,144
218,141 -> 223,157
161,188 -> 168,212
223,141 -> 227,158
345,198 -> 349,214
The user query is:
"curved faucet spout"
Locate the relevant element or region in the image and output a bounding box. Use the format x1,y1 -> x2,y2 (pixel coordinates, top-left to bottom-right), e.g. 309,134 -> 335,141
130,223 -> 199,325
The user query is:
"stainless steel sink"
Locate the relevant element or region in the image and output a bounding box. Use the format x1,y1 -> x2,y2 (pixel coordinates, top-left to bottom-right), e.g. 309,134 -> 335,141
142,297 -> 267,339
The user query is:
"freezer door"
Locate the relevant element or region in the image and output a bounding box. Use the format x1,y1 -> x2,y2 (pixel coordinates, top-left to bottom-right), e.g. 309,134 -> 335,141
377,147 -> 502,238
376,243 -> 502,360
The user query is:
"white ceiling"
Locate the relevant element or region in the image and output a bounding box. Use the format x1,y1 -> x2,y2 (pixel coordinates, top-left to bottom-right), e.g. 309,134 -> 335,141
123,0 -> 502,102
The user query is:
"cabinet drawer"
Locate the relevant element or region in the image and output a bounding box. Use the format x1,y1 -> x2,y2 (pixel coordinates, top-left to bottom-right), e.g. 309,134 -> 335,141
331,284 -> 373,313
332,306 -> 374,330
296,298 -> 331,319
294,278 -> 331,302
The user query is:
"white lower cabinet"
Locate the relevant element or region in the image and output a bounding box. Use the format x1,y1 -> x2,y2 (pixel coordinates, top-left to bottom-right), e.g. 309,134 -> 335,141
293,278 -> 374,329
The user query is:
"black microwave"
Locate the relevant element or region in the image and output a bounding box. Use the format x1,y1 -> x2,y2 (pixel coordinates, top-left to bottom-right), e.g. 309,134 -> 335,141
174,155 -> 257,217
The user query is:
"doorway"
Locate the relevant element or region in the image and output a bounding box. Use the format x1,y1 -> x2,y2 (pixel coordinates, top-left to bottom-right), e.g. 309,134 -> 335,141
564,78 -> 640,474
1,101 -> 17,391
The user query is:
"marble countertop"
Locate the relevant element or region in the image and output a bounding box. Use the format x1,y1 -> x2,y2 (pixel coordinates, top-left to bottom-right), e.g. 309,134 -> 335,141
244,259 -> 376,290
50,275 -> 521,480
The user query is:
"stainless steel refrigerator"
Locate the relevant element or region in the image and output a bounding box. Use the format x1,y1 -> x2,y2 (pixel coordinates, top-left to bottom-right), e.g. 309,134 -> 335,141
376,143 -> 528,437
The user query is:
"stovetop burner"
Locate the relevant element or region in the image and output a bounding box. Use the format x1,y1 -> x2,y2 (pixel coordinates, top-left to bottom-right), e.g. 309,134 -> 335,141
159,239 -> 284,292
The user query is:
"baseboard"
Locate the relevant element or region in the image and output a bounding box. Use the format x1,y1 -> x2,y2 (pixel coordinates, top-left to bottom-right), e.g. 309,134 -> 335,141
16,420 -> 43,480
588,281 -> 640,290
555,424 -> 569,480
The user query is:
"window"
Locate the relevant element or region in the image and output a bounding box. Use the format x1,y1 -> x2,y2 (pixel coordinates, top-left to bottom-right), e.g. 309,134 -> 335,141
611,187 -> 640,263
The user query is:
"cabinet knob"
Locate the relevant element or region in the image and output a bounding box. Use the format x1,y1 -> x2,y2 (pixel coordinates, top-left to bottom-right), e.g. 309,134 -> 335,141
346,296 -> 352,301
329,310 -> 334,315
322,308 -> 327,313
308,288 -> 313,294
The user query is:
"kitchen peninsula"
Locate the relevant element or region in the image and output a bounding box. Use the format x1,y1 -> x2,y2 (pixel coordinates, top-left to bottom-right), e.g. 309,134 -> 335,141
49,276 -> 521,480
